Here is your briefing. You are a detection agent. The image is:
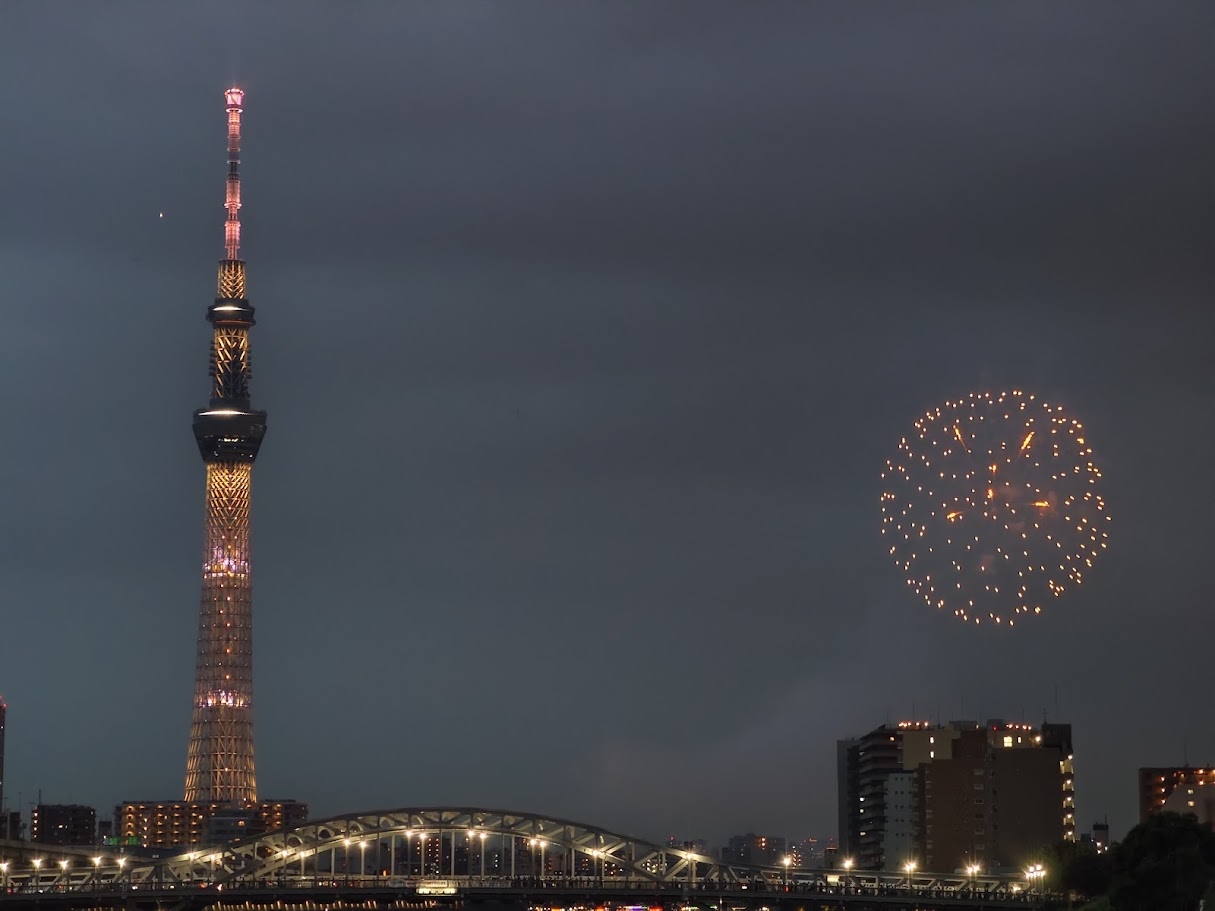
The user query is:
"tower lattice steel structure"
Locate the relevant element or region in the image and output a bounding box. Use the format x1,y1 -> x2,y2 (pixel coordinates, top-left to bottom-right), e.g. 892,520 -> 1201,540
184,87 -> 266,804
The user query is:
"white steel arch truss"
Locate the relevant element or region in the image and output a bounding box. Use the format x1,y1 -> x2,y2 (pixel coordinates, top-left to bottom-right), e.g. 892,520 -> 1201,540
0,807 -> 1034,897
170,807 -> 739,886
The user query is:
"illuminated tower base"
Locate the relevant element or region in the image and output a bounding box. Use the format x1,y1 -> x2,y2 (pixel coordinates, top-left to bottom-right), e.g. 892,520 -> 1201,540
184,462 -> 257,802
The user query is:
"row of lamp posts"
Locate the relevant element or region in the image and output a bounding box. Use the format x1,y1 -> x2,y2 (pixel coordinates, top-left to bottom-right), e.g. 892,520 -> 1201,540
0,855 -> 129,891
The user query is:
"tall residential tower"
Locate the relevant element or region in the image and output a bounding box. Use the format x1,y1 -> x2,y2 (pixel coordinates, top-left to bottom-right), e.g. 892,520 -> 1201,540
183,87 -> 266,804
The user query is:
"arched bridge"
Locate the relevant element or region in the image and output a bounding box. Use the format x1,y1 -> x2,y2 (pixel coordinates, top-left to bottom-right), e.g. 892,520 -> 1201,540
0,806 -> 1042,905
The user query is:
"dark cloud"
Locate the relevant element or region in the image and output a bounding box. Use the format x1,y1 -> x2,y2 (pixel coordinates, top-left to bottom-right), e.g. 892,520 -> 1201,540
0,1 -> 1212,846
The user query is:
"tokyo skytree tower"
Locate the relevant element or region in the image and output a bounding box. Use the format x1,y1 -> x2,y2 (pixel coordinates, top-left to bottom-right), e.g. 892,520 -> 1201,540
184,87 -> 267,803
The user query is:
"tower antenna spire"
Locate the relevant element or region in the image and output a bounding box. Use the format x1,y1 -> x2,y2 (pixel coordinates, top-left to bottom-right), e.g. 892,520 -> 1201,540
224,87 -> 244,261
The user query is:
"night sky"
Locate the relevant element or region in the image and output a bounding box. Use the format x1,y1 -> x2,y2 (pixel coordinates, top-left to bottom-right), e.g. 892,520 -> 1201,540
1,4 -> 1212,846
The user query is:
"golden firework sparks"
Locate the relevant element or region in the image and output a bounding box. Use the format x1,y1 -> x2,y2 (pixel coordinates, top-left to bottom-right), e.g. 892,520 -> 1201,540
878,391 -> 1109,626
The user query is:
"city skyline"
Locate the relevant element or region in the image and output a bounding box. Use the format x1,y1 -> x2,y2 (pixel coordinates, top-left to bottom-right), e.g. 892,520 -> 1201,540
0,3 -> 1212,846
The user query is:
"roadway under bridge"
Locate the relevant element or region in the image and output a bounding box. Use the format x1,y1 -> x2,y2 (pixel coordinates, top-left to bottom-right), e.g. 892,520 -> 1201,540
0,807 -> 1054,910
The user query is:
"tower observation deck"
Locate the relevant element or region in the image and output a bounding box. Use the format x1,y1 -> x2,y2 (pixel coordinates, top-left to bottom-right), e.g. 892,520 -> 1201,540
184,87 -> 266,804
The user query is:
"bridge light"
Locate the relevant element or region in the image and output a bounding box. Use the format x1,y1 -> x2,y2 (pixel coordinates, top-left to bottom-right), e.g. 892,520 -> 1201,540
93,857 -> 102,867
117,858 -> 127,869
32,859 -> 42,869
842,858 -> 853,870
59,860 -> 69,871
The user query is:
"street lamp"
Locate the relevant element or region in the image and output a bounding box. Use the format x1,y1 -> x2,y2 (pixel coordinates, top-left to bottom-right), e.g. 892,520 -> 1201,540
479,831 -> 487,878
1025,863 -> 1045,894
1,861 -> 8,893
903,860 -> 916,890
841,857 -> 853,890
359,842 -> 368,881
782,855 -> 791,887
530,839 -> 546,880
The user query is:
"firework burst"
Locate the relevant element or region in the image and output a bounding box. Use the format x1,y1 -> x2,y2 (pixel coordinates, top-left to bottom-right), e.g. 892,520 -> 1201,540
880,391 -> 1109,626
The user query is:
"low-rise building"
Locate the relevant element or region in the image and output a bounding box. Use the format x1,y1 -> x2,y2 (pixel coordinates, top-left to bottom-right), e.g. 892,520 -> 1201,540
116,799 -> 308,847
32,804 -> 96,846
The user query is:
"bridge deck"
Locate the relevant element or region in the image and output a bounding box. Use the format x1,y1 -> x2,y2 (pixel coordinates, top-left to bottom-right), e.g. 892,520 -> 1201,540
0,880 -> 1052,911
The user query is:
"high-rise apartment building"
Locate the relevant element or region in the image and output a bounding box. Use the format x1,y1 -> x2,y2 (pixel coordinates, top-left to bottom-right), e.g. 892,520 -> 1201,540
919,722 -> 1073,872
183,87 -> 267,804
1138,766 -> 1215,822
838,719 -> 1074,873
837,721 -> 953,870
